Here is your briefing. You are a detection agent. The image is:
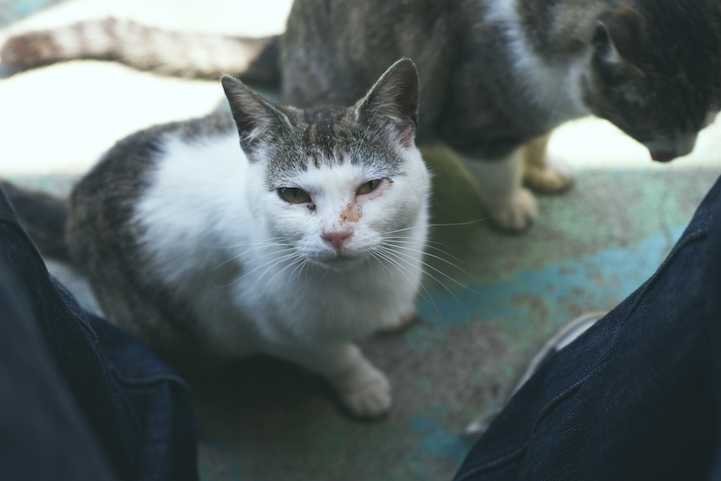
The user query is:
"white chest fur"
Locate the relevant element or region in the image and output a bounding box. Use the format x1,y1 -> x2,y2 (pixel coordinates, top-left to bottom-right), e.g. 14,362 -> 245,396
484,0 -> 591,125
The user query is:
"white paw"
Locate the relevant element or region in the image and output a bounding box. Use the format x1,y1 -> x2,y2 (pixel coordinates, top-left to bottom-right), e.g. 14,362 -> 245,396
399,305 -> 418,323
376,306 -> 417,334
489,187 -> 539,232
524,159 -> 574,192
335,364 -> 392,419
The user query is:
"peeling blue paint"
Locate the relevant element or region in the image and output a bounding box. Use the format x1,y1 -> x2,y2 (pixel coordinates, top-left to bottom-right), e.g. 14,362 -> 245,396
412,225 -> 685,344
420,225 -> 685,326
406,408 -> 476,477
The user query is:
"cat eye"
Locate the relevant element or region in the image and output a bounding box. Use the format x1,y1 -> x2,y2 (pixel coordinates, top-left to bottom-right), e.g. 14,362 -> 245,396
278,187 -> 312,204
357,179 -> 383,195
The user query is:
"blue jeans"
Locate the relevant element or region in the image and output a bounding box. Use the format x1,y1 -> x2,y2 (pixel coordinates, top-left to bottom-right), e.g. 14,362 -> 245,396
0,187 -> 197,480
454,175 -> 721,480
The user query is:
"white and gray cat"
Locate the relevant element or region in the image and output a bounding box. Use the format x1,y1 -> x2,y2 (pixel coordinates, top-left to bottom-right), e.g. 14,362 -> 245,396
7,59 -> 430,419
4,0 -> 720,231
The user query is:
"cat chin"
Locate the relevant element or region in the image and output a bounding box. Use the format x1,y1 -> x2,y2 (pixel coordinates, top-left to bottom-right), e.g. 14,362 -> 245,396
308,252 -> 371,272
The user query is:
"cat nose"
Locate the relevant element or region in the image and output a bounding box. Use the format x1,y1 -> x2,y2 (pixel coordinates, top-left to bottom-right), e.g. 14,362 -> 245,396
322,228 -> 353,250
643,133 -> 697,163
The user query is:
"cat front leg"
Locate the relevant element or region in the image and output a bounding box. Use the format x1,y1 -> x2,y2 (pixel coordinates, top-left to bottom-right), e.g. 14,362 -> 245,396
375,304 -> 418,334
459,148 -> 538,232
521,132 -> 574,193
267,342 -> 392,419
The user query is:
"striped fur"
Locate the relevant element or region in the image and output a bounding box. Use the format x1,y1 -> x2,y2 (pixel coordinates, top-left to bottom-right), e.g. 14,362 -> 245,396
1,17 -> 279,82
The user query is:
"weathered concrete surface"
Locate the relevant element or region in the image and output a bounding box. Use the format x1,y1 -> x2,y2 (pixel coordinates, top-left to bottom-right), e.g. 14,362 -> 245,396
2,1 -> 721,480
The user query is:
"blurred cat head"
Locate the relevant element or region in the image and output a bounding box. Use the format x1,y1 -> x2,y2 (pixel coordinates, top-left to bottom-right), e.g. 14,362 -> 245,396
582,4 -> 721,162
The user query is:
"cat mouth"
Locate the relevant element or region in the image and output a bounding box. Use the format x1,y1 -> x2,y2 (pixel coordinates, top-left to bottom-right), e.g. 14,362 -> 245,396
311,251 -> 368,271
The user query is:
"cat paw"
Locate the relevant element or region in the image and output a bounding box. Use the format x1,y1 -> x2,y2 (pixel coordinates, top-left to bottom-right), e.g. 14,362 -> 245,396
336,364 -> 392,419
524,159 -> 574,193
489,188 -> 538,232
376,306 -> 417,334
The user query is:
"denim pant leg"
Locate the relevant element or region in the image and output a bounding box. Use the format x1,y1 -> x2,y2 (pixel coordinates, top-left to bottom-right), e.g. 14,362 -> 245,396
454,175 -> 721,481
0,185 -> 198,481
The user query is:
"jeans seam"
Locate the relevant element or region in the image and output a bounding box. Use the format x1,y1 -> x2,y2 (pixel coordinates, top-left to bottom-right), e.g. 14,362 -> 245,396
676,228 -> 708,247
111,369 -> 188,386
456,376 -> 589,480
619,226 -> 709,323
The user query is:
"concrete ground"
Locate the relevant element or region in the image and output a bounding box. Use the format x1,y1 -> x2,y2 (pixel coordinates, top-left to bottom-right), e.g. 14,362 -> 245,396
2,1 -> 721,480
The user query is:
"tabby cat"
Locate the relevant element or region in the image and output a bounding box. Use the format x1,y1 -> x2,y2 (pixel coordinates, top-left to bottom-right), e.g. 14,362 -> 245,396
6,59 -> 430,419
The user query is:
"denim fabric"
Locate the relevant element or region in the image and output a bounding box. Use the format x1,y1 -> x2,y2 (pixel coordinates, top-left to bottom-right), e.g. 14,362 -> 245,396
0,186 -> 198,481
454,175 -> 721,481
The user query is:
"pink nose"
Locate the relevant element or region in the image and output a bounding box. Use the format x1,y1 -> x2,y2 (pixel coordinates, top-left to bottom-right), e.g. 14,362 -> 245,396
322,229 -> 353,250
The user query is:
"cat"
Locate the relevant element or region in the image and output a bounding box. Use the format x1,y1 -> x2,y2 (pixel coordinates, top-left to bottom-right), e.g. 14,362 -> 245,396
5,58 -> 430,419
3,0 -> 721,232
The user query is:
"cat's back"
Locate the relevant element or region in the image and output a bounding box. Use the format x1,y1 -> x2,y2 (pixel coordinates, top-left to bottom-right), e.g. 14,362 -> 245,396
63,112 -> 250,359
67,112 -> 244,270
281,0 -> 468,135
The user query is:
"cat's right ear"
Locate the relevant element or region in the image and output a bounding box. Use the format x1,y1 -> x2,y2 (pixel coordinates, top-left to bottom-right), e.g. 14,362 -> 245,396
592,6 -> 645,71
355,58 -> 420,149
221,75 -> 291,160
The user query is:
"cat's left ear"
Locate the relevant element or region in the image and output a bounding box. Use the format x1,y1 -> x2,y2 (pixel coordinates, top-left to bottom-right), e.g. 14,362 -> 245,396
355,58 -> 420,149
221,75 -> 292,160
592,6 -> 645,71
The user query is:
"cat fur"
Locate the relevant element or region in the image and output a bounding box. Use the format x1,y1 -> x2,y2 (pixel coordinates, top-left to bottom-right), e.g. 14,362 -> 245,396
7,59 -> 430,419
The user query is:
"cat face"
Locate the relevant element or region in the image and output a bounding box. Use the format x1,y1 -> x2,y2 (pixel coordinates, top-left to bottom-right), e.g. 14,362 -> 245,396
582,5 -> 721,162
223,58 -> 429,272
251,147 -> 429,272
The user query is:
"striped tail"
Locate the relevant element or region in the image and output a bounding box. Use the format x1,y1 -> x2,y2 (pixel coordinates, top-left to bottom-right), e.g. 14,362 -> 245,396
1,17 -> 280,83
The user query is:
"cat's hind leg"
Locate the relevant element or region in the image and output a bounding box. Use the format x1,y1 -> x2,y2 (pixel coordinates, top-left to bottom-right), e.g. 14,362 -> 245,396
522,131 -> 574,193
267,342 -> 392,419
459,148 -> 538,232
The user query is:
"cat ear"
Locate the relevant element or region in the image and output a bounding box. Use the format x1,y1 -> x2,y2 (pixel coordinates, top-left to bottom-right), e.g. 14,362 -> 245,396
355,58 -> 420,149
221,75 -> 291,159
592,6 -> 644,71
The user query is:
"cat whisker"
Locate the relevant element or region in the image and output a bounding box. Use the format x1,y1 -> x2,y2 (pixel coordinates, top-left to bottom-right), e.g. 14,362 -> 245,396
216,250 -> 299,288
377,246 -> 472,314
212,244 -> 295,271
383,236 -> 466,265
373,248 -> 446,318
370,251 -> 396,279
288,256 -> 312,284
260,253 -> 307,297
422,218 -> 491,229
372,249 -> 435,306
251,252 -> 306,292
383,235 -> 448,247
250,250 -> 301,278
385,218 -> 489,236
208,237 -> 292,266
382,239 -> 479,285
381,245 -> 477,293
206,238 -> 291,250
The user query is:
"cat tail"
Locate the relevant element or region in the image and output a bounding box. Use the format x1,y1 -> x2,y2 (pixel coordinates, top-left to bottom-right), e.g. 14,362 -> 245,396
0,180 -> 70,261
0,17 -> 280,84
